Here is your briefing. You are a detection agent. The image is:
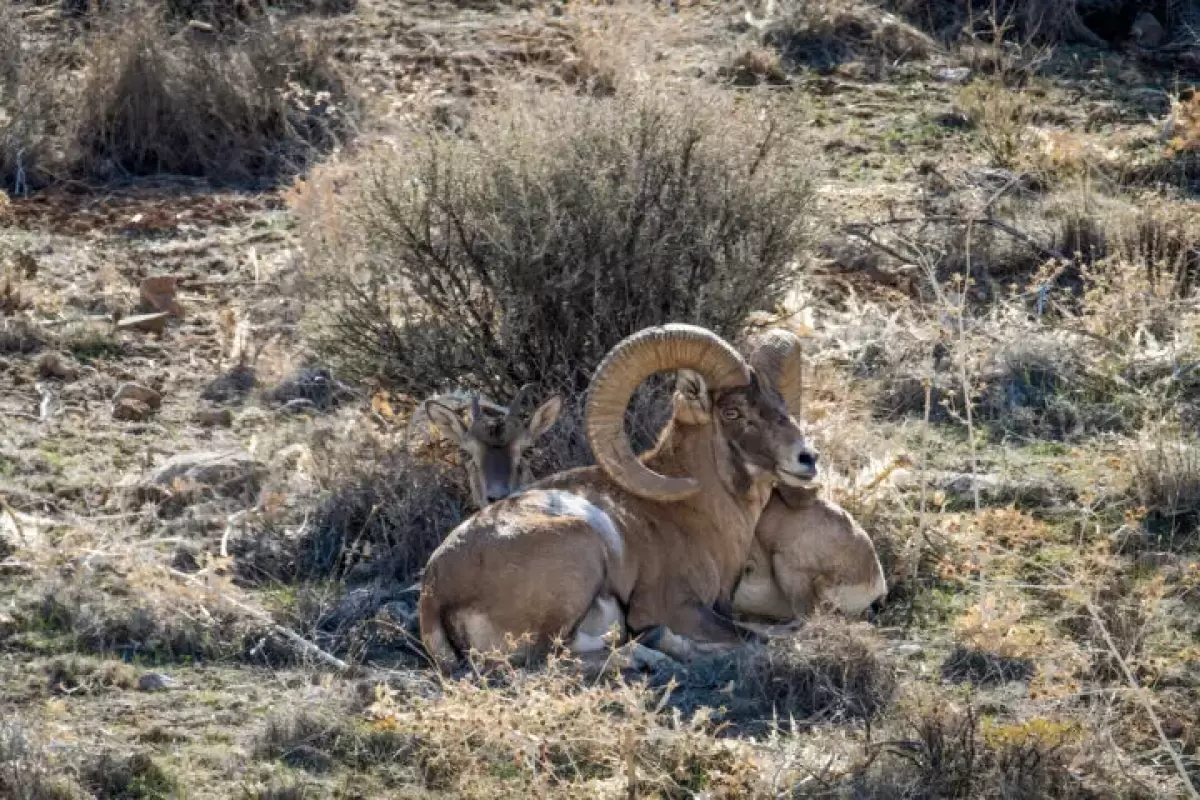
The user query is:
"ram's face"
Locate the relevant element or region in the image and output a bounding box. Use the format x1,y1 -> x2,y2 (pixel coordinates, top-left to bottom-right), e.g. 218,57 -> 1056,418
714,372 -> 818,487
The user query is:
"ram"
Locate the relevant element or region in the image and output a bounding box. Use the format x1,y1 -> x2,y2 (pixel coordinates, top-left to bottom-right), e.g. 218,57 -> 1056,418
422,334 -> 886,645
418,323 -> 816,671
728,331 -> 888,626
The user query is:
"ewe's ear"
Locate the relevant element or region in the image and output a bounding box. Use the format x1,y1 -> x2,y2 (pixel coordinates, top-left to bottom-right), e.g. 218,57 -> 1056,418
673,369 -> 712,425
528,395 -> 563,440
425,401 -> 468,444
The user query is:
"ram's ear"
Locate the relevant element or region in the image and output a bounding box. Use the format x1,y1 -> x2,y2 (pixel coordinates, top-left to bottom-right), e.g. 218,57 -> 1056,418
425,401 -> 468,444
528,395 -> 564,440
672,369 -> 712,425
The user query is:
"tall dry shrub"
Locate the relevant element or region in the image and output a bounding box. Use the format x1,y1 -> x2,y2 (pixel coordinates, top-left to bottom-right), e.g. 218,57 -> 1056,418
0,7 -> 75,193
309,86 -> 813,466
4,3 -> 355,190
885,0 -> 1110,47
72,6 -> 355,184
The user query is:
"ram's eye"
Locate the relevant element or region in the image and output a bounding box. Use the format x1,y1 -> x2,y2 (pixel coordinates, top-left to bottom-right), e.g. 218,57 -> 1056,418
721,408 -> 740,421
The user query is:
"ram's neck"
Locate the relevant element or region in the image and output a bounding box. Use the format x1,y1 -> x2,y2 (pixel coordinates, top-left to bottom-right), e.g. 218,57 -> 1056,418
642,419 -> 774,558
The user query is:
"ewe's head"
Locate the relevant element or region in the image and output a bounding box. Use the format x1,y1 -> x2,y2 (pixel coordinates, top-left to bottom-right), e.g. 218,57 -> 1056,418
424,385 -> 563,507
584,324 -> 817,502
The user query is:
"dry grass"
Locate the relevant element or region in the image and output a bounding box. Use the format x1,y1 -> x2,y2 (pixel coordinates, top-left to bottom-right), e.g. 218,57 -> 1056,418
0,7 -> 76,193
1134,431 -> 1200,548
1,1 -> 356,192
296,444 -> 470,585
847,698 -> 1110,798
0,721 -> 86,800
43,655 -> 139,695
79,751 -> 178,798
74,0 -> 362,29
5,0 -> 1200,796
75,9 -> 355,185
885,0 -> 1112,48
956,81 -> 1033,170
361,660 -> 765,797
756,0 -> 937,72
658,617 -> 898,734
0,317 -> 48,354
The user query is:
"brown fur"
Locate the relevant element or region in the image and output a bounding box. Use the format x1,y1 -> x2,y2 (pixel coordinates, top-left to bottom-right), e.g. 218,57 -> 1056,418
732,486 -> 887,622
418,374 -> 812,670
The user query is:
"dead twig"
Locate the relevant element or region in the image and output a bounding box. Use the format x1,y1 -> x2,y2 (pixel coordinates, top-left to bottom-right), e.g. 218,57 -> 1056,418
167,566 -> 351,673
845,215 -> 1073,266
1085,599 -> 1200,799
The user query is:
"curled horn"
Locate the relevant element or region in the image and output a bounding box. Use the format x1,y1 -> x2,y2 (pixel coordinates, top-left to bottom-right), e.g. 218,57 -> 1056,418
586,323 -> 750,502
746,329 -> 804,415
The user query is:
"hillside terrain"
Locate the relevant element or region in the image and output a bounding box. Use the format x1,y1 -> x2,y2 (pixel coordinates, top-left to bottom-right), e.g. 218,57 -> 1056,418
2,0 -> 1200,797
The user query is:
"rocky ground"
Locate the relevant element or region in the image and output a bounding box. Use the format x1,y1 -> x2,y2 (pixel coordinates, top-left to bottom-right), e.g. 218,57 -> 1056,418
3,0 -> 1200,797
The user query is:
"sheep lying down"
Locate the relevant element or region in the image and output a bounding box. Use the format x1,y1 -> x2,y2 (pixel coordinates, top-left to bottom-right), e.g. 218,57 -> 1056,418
570,485 -> 888,664
730,484 -> 888,631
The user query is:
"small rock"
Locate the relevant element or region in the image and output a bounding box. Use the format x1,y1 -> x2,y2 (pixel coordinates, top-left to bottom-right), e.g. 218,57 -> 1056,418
192,408 -> 234,428
888,643 -> 926,659
183,18 -> 218,42
265,366 -> 353,411
1159,715 -> 1185,740
113,382 -> 162,409
36,351 -> 81,381
143,450 -> 268,499
935,111 -> 972,130
139,275 -> 185,318
933,66 -> 971,84
1130,12 -> 1165,49
200,364 -> 256,405
137,672 -> 179,692
113,398 -> 154,422
172,545 -> 202,573
116,312 -> 170,335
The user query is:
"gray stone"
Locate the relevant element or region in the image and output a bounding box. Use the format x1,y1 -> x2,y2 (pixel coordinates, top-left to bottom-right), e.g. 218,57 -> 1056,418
137,672 -> 178,692
144,450 -> 267,499
934,66 -> 971,84
113,382 -> 162,409
192,408 -> 234,428
112,398 -> 154,422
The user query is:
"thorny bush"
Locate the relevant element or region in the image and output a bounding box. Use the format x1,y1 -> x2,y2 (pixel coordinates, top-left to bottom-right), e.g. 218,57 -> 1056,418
308,85 -> 814,463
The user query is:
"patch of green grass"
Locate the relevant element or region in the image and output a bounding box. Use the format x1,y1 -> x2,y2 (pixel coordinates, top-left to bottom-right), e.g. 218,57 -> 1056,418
1025,442 -> 1072,457
62,327 -> 122,364
893,583 -> 972,632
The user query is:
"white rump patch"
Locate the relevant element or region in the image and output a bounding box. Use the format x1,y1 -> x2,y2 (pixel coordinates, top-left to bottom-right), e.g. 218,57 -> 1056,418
518,489 -> 624,559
